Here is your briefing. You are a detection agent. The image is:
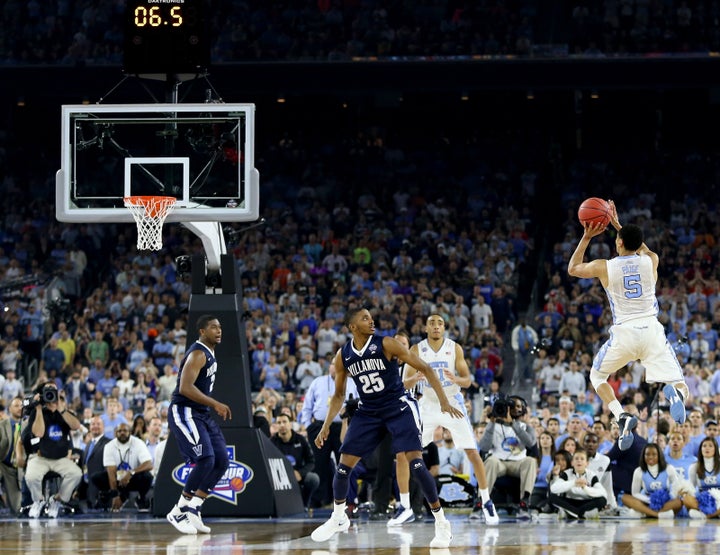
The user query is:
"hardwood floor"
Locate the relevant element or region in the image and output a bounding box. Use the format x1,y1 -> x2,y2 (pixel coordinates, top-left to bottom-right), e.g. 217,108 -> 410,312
1,512 -> 719,554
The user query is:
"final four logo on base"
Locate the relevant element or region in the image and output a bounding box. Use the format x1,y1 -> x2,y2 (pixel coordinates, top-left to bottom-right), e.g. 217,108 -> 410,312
171,446 -> 254,504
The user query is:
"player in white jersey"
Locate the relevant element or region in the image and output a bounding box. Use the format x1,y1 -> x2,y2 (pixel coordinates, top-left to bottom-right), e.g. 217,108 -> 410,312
394,314 -> 498,525
568,200 -> 689,452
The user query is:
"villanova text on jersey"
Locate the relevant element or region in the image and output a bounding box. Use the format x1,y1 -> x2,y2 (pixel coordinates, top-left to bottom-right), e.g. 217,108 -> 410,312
172,341 -> 217,412
342,336 -> 405,411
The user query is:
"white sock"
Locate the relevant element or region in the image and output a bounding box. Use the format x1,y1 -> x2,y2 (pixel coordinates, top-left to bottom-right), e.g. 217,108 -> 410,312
178,494 -> 192,508
479,488 -> 490,504
189,496 -> 204,509
400,493 -> 410,508
332,501 -> 347,519
431,505 -> 447,522
608,400 -> 624,420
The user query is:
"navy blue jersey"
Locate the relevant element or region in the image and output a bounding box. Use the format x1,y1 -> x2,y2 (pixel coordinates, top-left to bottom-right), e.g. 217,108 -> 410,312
341,335 -> 405,412
171,341 -> 217,412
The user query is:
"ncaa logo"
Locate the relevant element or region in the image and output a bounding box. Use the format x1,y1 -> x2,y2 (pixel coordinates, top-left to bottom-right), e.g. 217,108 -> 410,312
172,445 -> 254,505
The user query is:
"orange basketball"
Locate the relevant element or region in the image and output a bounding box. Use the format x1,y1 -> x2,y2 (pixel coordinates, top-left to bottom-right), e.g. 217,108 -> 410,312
230,477 -> 244,491
578,197 -> 611,228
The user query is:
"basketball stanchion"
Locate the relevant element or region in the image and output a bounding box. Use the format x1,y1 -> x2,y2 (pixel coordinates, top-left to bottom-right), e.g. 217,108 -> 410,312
123,195 -> 177,250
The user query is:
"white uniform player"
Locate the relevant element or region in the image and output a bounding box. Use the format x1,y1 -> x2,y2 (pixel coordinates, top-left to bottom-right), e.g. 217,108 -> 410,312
594,254 -> 684,385
568,200 -> 689,452
417,337 -> 475,449
401,314 -> 499,525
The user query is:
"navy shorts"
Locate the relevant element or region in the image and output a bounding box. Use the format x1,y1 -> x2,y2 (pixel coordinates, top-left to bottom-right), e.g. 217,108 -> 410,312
168,404 -> 226,462
340,396 -> 422,459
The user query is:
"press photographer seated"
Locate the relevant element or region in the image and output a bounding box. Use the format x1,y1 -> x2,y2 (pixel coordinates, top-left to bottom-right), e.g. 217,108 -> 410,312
478,395 -> 538,517
24,382 -> 83,519
91,423 -> 154,512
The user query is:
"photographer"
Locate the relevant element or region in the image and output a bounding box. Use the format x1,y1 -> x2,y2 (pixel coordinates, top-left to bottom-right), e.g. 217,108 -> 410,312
24,381 -> 83,518
478,395 -> 538,518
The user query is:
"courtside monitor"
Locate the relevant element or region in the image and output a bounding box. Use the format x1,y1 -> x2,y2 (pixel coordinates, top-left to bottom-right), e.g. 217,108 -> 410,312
56,103 -> 259,224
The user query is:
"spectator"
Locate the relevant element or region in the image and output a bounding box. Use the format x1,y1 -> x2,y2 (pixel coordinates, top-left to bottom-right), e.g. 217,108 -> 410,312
437,427 -> 464,476
156,364 -> 177,402
91,423 -> 153,512
0,397 -> 24,513
270,412 -> 319,510
41,338 -> 66,376
1,369 -> 23,406
478,396 -> 538,517
25,382 -> 83,519
295,351 -> 323,394
510,318 -> 538,385
101,398 -> 128,439
548,449 -> 607,519
85,331 -> 109,367
79,416 -> 111,509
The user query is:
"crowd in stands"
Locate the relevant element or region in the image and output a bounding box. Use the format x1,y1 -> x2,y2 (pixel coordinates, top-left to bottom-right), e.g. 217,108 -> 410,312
3,10 -> 720,515
1,0 -> 720,66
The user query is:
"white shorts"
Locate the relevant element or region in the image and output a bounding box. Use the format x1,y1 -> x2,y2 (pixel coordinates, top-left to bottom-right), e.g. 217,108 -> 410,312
593,316 -> 684,384
420,393 -> 476,450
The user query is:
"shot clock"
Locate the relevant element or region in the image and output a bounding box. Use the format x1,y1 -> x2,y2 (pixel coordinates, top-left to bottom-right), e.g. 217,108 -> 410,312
123,0 -> 209,75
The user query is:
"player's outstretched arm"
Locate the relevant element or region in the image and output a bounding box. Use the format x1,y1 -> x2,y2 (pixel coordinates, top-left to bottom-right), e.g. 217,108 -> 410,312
384,337 -> 463,419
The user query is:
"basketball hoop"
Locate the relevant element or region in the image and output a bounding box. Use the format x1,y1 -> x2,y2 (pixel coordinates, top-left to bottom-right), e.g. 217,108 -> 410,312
123,195 -> 177,251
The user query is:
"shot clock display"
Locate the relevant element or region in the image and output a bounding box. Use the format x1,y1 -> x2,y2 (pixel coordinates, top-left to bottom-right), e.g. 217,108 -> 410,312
123,0 -> 209,75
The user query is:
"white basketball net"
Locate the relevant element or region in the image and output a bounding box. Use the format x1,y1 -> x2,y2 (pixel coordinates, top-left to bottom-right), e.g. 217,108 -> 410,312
123,196 -> 177,251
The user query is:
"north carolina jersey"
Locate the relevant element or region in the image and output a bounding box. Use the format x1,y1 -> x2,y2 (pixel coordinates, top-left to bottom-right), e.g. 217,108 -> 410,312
171,341 -> 217,412
696,467 -> 720,491
641,468 -> 670,495
416,338 -> 461,405
605,254 -> 658,325
341,335 -> 404,412
416,337 -> 474,450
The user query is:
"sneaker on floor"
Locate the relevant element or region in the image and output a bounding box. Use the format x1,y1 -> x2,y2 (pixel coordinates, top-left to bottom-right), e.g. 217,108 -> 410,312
658,509 -> 674,520
45,498 -> 62,519
516,500 -> 531,520
135,497 -> 151,513
617,412 -> 638,451
28,500 -> 45,519
482,499 -> 499,525
689,509 -> 707,520
663,384 -> 686,424
618,507 -> 644,519
166,504 -> 198,535
387,504 -> 415,526
584,508 -> 600,520
429,519 -> 452,549
311,514 -> 350,542
183,505 -> 211,533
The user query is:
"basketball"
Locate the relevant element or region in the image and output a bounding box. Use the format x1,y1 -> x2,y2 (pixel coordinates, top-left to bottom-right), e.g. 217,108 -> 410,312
230,477 -> 244,491
578,197 -> 611,228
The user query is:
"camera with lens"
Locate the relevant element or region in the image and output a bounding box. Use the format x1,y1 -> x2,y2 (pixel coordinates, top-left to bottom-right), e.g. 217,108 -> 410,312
490,394 -> 528,421
41,385 -> 59,404
341,394 -> 359,420
490,394 -> 513,420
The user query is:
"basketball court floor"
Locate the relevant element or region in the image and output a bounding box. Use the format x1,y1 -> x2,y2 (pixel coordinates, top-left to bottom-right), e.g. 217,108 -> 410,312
0,511 -> 718,554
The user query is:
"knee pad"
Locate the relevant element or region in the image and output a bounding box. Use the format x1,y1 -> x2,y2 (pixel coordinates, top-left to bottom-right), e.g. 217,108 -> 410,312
589,368 -> 608,391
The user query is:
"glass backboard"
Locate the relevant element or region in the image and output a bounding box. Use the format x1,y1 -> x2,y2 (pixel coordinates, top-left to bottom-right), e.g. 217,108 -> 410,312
56,103 -> 259,223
